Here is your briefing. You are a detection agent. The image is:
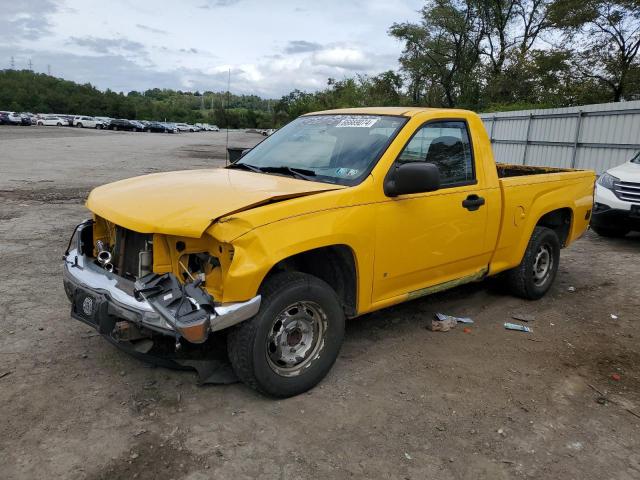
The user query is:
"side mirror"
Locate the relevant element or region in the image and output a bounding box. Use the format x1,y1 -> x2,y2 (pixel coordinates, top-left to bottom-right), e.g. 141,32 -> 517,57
384,162 -> 440,197
240,148 -> 252,158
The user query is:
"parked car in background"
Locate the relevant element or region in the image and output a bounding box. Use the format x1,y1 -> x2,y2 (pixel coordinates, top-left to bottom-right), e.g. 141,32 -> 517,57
129,120 -> 146,132
95,117 -> 112,129
210,125 -> 220,132
591,152 -> 640,237
18,113 -> 33,126
59,115 -> 74,126
162,122 -> 178,133
36,115 -> 65,126
108,119 -> 137,131
176,123 -> 196,132
73,116 -> 102,129
0,111 -> 23,125
0,112 -> 19,125
262,128 -> 276,136
146,121 -> 169,133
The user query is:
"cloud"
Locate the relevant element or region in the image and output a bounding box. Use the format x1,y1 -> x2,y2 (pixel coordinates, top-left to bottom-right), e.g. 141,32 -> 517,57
284,41 -> 323,54
312,47 -> 372,69
136,24 -> 168,35
0,0 -> 59,39
68,36 -> 147,55
198,0 -> 243,8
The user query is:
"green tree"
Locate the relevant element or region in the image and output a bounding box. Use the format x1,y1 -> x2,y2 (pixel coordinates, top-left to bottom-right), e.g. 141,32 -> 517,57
550,0 -> 640,101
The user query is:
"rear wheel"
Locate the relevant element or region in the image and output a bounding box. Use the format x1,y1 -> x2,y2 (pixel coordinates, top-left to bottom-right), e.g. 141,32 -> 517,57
76,123 -> 83,128
591,226 -> 629,238
56,122 -> 62,126
505,226 -> 560,300
227,272 -> 345,397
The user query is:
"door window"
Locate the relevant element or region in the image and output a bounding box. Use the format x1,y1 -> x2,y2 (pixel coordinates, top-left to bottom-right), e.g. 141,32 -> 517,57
397,121 -> 475,187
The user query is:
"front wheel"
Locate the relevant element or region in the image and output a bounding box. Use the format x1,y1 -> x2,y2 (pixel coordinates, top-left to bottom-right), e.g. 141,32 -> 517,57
591,226 -> 629,238
227,272 -> 345,397
76,123 -> 83,128
505,226 -> 560,300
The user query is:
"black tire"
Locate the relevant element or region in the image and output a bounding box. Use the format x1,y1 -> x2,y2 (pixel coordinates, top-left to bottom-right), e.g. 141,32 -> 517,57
114,126 -> 119,131
227,271 -> 345,397
96,124 -> 102,129
76,123 -> 83,128
56,122 -> 62,126
591,226 -> 629,238
505,226 -> 560,300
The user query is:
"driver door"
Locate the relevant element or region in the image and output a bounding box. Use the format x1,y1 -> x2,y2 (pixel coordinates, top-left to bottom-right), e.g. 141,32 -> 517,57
372,120 -> 492,303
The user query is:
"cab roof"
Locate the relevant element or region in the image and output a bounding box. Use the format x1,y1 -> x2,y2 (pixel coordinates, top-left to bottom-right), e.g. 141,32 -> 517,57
303,106 -> 471,117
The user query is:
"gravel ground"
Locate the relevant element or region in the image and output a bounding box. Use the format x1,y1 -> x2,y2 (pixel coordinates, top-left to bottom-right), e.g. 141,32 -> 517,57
1,125 -> 639,480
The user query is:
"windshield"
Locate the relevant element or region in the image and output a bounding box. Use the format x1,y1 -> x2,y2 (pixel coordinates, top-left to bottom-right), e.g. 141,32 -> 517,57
233,114 -> 407,185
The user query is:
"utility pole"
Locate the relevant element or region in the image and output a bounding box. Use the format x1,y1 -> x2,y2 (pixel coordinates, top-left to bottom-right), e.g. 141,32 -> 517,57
47,64 -> 51,76
10,56 -> 15,69
28,58 -> 33,71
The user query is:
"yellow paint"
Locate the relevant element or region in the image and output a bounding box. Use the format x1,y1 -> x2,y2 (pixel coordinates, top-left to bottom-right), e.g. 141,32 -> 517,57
86,108 -> 595,315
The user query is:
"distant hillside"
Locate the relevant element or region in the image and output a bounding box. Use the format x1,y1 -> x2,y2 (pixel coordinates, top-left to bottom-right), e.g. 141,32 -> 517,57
0,69 -> 276,128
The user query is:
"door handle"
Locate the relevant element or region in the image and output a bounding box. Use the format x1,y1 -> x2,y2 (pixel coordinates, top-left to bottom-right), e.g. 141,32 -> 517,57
462,194 -> 485,211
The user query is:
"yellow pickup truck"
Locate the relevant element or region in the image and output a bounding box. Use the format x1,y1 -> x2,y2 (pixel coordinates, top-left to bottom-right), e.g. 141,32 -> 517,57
63,107 -> 595,397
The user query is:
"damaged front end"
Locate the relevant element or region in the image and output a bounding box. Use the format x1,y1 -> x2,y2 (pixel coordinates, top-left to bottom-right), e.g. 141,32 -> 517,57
62,219 -> 260,350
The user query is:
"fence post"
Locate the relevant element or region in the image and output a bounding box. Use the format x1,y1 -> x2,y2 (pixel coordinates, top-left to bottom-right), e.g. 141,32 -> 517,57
522,113 -> 533,165
489,115 -> 496,143
571,110 -> 583,168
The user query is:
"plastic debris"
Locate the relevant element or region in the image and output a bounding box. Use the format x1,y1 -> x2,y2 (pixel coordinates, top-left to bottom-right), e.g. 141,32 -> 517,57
463,327 -> 472,334
436,313 -> 474,324
512,313 -> 535,322
611,373 -> 621,381
610,314 -> 619,320
567,286 -> 576,292
404,452 -> 412,460
427,315 -> 456,332
504,322 -> 532,333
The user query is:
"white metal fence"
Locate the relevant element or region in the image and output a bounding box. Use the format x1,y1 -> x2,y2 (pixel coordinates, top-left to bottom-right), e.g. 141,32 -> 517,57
479,100 -> 640,174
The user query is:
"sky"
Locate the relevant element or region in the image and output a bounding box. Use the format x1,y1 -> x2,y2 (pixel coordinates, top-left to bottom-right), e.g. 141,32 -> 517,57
0,0 -> 424,98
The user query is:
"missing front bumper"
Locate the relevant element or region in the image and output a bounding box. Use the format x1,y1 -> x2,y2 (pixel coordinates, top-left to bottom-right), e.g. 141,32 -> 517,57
62,221 -> 261,343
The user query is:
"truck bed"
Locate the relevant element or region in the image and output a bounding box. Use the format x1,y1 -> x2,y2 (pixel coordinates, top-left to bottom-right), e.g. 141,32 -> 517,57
497,163 -> 575,178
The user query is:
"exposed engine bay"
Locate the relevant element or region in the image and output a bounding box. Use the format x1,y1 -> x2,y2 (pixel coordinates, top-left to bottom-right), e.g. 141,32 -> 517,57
88,217 -> 229,345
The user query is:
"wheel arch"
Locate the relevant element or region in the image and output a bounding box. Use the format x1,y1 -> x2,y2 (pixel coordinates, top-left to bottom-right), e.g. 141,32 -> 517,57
535,207 -> 573,247
260,245 -> 358,317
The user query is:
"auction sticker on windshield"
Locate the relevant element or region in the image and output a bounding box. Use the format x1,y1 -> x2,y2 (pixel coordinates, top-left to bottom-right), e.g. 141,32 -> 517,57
336,117 -> 379,128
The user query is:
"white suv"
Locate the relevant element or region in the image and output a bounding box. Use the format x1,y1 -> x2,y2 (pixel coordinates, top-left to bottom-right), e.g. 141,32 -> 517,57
591,152 -> 640,237
73,116 -> 102,129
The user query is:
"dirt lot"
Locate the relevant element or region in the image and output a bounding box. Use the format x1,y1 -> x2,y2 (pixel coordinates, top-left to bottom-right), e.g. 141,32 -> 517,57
1,125 -> 639,480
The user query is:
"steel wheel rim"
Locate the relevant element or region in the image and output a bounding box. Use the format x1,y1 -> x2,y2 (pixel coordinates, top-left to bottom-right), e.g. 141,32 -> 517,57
266,301 -> 326,377
532,244 -> 553,286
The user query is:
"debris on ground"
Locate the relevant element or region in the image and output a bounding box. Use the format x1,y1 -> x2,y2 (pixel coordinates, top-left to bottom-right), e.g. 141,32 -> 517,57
0,371 -> 12,380
610,314 -> 619,320
512,313 -> 535,322
611,373 -> 621,381
426,315 -> 457,332
504,322 -> 532,333
567,286 -> 576,292
404,452 -> 412,460
463,327 -> 472,334
436,313 -> 474,324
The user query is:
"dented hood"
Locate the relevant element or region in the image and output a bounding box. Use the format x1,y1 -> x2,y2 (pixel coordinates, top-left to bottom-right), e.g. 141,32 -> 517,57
86,168 -> 344,237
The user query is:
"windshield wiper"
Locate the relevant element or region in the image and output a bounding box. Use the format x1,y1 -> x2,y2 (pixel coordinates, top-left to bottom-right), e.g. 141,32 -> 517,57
226,162 -> 263,173
261,166 -> 316,181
